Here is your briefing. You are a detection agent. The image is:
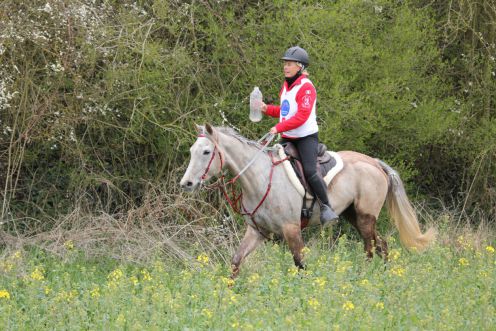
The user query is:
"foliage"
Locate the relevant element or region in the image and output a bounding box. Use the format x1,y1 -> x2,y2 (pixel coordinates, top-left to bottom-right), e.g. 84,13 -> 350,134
0,238 -> 495,329
0,0 -> 495,226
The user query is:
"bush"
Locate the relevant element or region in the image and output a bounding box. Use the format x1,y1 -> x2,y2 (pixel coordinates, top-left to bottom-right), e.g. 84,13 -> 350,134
0,0 -> 494,227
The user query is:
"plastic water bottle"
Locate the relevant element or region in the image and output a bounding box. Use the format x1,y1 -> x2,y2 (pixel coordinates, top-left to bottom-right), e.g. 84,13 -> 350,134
249,86 -> 263,122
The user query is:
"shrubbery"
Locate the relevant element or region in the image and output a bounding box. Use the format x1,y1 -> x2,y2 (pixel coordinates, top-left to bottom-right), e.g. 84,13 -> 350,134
0,0 -> 494,227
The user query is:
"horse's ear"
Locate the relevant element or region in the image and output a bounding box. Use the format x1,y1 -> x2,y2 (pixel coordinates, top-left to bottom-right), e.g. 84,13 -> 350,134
195,123 -> 204,135
204,123 -> 218,141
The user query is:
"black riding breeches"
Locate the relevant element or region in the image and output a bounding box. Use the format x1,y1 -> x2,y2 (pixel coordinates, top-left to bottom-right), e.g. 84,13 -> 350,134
280,133 -> 330,206
280,132 -> 319,179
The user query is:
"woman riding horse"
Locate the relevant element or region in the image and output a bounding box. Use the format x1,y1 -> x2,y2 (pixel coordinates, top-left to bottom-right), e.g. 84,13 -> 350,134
261,46 -> 338,226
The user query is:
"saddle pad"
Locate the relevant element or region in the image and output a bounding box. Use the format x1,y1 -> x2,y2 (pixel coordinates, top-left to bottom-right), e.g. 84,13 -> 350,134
276,144 -> 344,199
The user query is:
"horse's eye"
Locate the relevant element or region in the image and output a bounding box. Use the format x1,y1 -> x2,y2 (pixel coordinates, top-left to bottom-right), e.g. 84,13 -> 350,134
203,150 -> 211,155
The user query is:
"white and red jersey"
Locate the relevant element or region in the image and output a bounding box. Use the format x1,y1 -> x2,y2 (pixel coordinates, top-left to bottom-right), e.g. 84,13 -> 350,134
266,74 -> 318,138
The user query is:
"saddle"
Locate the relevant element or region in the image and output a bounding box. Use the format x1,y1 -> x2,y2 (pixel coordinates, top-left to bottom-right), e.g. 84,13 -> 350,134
282,142 -> 337,194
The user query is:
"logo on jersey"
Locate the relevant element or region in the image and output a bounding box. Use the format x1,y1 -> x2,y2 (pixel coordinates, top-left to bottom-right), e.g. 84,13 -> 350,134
302,95 -> 312,108
281,99 -> 290,116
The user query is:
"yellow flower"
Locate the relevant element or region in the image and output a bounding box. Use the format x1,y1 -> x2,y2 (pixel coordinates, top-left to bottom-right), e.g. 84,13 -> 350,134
390,266 -> 406,277
229,294 -> 238,304
303,269 -> 314,276
0,289 -> 10,299
343,301 -> 355,311
314,277 -> 326,288
389,249 -> 401,260
301,247 -> 311,256
221,276 -> 235,287
107,269 -> 124,289
64,240 -> 74,250
107,268 -> 123,282
90,287 -> 100,298
55,290 -> 77,303
30,267 -> 45,281
458,258 -> 469,266
201,308 -> 213,319
457,235 -> 472,250
375,302 -> 384,310
287,266 -> 299,277
12,251 -> 22,260
308,297 -> 320,310
359,279 -> 369,287
197,253 -> 209,265
130,276 -> 139,286
231,321 -> 239,328
44,286 -> 52,295
485,246 -> 495,254
248,273 -> 260,284
270,278 -> 279,287
141,269 -> 152,281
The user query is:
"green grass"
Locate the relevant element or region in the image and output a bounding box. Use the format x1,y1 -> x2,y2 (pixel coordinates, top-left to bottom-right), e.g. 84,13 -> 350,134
0,236 -> 495,330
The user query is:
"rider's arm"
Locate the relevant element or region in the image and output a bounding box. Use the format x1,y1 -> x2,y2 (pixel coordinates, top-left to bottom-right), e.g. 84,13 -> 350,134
265,104 -> 280,117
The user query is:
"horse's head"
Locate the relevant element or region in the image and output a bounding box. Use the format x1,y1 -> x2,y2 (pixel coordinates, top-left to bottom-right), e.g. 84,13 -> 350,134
180,124 -> 223,192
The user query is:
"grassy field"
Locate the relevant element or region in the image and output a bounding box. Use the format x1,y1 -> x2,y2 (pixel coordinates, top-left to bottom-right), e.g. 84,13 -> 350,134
0,234 -> 494,330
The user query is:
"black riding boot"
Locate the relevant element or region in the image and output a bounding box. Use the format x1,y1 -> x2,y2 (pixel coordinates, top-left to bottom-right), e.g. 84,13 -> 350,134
307,173 -> 339,226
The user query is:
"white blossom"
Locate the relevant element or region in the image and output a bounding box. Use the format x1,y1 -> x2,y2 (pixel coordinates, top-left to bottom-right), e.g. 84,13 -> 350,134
41,3 -> 52,14
69,128 -> 77,142
48,62 -> 64,73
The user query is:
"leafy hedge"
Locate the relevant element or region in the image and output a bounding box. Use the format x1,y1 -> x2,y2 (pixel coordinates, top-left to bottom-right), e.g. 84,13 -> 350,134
0,0 -> 494,226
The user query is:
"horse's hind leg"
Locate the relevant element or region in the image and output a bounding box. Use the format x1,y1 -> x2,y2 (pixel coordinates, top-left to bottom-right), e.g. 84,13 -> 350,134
341,205 -> 375,258
231,226 -> 264,278
282,223 -> 305,269
354,213 -> 377,259
355,212 -> 388,260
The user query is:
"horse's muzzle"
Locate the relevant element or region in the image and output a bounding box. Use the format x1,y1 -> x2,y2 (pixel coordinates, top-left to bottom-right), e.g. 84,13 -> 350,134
180,179 -> 199,192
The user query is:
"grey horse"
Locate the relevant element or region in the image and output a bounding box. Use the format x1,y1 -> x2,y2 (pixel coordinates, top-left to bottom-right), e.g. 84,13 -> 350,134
180,124 -> 435,278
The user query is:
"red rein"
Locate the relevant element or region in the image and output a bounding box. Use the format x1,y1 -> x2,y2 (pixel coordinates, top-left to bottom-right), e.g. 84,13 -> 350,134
199,136 -> 288,235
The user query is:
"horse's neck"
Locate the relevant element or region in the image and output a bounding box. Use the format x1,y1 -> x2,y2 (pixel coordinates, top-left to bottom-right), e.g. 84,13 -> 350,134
220,135 -> 271,196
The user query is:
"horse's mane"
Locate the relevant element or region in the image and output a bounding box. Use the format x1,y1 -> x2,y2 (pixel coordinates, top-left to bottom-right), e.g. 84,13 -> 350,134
215,126 -> 264,149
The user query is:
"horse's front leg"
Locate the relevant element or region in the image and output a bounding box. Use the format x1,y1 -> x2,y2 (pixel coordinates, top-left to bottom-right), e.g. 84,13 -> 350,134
231,225 -> 264,278
282,223 -> 305,269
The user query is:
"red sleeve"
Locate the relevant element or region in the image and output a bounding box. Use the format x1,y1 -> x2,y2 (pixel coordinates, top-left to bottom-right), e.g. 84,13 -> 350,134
275,82 -> 316,133
266,105 -> 280,117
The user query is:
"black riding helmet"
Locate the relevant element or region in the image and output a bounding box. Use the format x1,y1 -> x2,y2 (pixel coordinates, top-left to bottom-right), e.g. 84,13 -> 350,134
281,46 -> 309,67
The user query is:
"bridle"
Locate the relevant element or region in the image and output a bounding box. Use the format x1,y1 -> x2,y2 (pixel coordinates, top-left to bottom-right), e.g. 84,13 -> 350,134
197,133 -> 288,237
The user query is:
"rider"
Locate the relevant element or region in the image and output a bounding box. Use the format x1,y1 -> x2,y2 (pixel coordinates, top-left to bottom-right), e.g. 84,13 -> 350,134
261,46 -> 339,226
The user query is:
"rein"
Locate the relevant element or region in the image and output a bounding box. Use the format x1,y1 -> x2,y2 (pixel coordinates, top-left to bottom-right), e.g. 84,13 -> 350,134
200,133 -> 288,236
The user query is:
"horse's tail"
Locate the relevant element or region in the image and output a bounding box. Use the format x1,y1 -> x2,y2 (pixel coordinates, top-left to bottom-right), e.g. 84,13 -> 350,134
377,160 -> 436,251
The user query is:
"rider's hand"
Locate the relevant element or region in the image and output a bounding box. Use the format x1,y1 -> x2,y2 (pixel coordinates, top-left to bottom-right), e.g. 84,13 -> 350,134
261,102 -> 268,114
269,127 -> 278,135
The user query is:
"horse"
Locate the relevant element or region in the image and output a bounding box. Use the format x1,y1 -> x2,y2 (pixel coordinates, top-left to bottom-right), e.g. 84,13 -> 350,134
180,124 -> 436,277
